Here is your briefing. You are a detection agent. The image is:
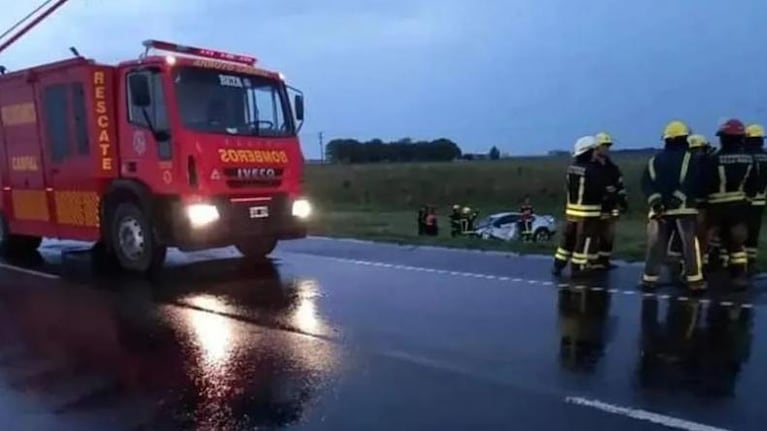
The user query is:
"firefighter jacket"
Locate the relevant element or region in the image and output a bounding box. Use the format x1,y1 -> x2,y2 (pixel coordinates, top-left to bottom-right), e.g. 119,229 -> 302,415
641,145 -> 704,218
565,160 -> 607,218
597,157 -> 627,216
745,146 -> 767,207
704,147 -> 757,205
520,204 -> 534,220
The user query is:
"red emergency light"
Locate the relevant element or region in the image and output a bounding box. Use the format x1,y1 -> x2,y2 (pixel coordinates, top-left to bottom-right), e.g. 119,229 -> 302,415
142,40 -> 257,66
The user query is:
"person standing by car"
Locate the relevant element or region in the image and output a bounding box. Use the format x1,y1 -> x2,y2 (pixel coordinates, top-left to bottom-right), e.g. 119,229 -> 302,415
592,132 -> 628,270
552,136 -> 607,277
424,206 -> 439,236
417,205 -> 427,236
449,205 -> 462,237
519,195 -> 535,242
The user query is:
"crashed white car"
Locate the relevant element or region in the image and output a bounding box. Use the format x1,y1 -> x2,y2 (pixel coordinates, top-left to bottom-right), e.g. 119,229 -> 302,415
472,212 -> 557,242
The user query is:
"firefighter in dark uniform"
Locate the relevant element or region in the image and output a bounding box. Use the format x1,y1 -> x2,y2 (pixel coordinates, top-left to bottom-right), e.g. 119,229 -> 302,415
553,136 -> 607,277
641,121 -> 705,291
519,195 -> 535,242
449,205 -> 462,237
666,134 -> 712,272
744,124 -> 767,274
592,132 -> 628,270
463,206 -> 479,232
704,118 -> 757,289
417,206 -> 427,236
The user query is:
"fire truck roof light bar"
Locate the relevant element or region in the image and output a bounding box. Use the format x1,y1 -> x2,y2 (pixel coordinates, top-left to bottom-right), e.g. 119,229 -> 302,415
142,40 -> 257,66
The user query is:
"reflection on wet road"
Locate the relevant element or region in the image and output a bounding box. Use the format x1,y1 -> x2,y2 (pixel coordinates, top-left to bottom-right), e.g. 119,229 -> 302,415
0,238 -> 765,430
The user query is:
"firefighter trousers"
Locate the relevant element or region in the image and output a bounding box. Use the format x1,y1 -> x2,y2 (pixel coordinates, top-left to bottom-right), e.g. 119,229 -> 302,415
518,220 -> 533,241
667,210 -> 707,262
706,202 -> 750,282
554,217 -> 601,274
595,215 -> 617,266
643,215 -> 703,287
746,204 -> 764,271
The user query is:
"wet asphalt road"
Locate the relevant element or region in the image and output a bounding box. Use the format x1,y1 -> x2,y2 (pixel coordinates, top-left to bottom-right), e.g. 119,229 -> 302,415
0,238 -> 765,430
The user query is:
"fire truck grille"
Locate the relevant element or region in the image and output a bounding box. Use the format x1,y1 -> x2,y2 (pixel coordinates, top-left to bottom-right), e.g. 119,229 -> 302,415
223,167 -> 284,188
226,179 -> 282,188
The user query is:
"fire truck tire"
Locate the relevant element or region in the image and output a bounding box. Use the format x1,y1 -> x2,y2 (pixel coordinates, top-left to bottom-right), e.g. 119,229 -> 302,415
235,237 -> 278,261
109,202 -> 167,273
0,213 -> 41,256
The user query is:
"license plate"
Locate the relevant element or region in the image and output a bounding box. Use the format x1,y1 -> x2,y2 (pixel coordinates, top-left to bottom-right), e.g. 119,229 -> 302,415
249,206 -> 269,219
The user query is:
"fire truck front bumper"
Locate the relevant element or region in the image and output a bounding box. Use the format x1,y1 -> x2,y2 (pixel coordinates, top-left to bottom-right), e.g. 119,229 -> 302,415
164,195 -> 310,251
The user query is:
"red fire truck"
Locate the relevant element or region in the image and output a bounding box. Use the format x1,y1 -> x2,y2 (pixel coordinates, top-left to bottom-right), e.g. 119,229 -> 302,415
0,6 -> 310,272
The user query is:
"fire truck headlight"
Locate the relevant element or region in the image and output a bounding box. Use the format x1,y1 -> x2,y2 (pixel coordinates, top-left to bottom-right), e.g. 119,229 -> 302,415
292,199 -> 312,219
186,204 -> 220,228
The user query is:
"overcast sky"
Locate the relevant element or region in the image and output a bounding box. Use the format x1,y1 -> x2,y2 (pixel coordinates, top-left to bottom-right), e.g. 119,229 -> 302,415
2,0 -> 766,157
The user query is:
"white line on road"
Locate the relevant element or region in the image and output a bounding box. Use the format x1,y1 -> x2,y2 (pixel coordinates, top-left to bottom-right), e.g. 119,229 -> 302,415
564,396 -> 730,431
0,262 -> 59,280
287,253 -> 758,309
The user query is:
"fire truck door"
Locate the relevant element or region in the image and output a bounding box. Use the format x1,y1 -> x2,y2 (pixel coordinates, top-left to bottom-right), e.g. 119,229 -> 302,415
0,80 -> 49,232
39,78 -> 100,237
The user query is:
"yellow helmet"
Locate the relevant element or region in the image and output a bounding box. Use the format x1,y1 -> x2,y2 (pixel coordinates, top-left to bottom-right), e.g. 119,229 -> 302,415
462,207 -> 471,214
687,134 -> 709,149
595,132 -> 613,146
746,124 -> 765,138
663,120 -> 690,139
452,204 -> 461,211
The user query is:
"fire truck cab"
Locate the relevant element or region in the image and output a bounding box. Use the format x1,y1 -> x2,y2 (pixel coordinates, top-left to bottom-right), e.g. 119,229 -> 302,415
0,40 -> 310,272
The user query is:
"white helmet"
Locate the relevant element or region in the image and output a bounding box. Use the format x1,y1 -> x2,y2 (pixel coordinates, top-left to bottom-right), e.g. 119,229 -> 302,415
573,135 -> 597,157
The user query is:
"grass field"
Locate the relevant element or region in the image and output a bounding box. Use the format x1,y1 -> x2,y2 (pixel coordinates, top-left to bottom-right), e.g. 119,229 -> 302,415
302,155 -> 767,267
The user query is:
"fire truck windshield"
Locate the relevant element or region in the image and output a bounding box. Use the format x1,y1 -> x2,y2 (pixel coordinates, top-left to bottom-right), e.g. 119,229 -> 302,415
174,67 -> 294,137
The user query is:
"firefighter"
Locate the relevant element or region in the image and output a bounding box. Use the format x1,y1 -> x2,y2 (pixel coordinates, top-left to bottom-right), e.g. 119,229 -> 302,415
745,124 -> 767,275
592,132 -> 628,270
704,118 -> 756,289
424,206 -> 439,236
449,205 -> 462,237
417,206 -> 427,236
641,120 -> 705,291
462,206 -> 479,232
666,134 -> 712,273
552,136 -> 607,277
519,195 -> 535,242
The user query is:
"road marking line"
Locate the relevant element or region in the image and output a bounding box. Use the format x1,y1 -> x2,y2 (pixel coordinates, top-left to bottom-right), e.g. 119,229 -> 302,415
316,255 -> 757,309
0,262 -> 59,280
564,396 -> 730,431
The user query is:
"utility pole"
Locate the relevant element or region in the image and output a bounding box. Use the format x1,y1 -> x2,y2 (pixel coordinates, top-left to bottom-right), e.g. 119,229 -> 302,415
318,131 -> 324,163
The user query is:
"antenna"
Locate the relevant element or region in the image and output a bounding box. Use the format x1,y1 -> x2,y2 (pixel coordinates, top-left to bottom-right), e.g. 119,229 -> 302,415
0,0 -> 70,56
69,46 -> 80,57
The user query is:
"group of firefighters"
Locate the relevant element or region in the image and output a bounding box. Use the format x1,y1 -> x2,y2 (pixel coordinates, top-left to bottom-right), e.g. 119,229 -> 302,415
553,118 -> 767,291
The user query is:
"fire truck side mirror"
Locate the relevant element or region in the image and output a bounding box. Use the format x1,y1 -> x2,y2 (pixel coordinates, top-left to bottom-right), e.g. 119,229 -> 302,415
129,74 -> 151,107
294,94 -> 304,121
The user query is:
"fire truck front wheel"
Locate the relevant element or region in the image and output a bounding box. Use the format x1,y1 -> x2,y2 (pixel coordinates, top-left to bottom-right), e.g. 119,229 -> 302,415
235,237 -> 278,261
109,202 -> 167,273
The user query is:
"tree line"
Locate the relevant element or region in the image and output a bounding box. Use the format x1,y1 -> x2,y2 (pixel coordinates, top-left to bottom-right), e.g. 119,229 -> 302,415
325,138 -> 463,163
